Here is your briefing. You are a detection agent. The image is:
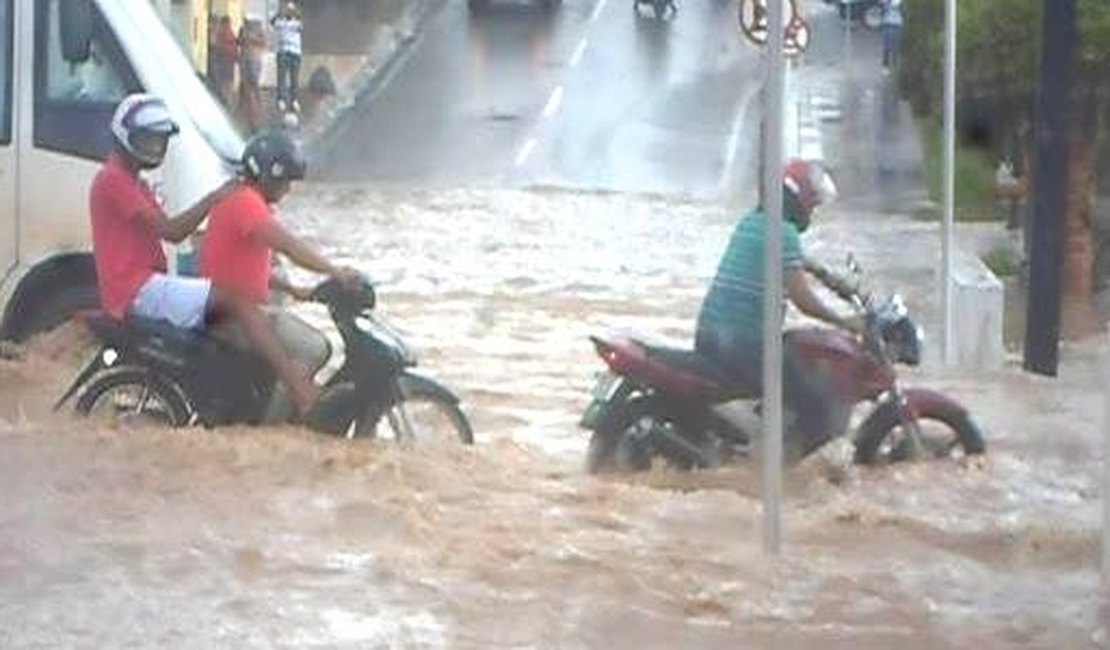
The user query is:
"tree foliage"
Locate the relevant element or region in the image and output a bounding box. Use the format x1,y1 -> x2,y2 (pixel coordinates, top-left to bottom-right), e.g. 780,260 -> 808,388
901,0 -> 1110,120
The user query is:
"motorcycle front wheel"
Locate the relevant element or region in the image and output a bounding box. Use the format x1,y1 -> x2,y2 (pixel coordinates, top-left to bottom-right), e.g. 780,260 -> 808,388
353,383 -> 474,445
853,400 -> 986,465
74,366 -> 192,428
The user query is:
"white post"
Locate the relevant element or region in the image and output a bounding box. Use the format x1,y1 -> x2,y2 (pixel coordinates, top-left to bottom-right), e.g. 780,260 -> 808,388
942,0 -> 957,364
1103,328 -> 1110,587
761,0 -> 786,556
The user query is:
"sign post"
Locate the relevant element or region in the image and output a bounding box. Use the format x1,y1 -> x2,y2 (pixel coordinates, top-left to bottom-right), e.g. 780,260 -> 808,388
941,0 -> 956,364
740,0 -> 805,556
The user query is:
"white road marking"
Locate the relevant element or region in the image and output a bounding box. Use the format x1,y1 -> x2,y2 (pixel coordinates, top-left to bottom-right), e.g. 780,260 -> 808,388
542,86 -> 565,119
718,80 -> 765,195
570,39 -> 589,68
515,137 -> 538,167
590,0 -> 608,23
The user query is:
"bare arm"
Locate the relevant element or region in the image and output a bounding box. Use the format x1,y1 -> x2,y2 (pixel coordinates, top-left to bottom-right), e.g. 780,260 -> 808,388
269,273 -> 312,301
786,267 -> 860,332
151,180 -> 235,243
252,218 -> 344,277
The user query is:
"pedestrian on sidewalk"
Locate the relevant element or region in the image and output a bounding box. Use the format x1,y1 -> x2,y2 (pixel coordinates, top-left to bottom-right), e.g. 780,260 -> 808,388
271,2 -> 304,114
880,0 -> 904,72
237,16 -> 266,132
213,15 -> 239,108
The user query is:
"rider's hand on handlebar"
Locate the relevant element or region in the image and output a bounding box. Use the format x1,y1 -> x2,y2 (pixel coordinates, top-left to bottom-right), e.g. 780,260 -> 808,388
840,314 -> 865,335
332,266 -> 364,290
289,285 -> 314,302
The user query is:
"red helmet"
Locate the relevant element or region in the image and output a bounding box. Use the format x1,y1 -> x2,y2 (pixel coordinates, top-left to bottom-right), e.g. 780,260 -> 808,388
783,159 -> 838,231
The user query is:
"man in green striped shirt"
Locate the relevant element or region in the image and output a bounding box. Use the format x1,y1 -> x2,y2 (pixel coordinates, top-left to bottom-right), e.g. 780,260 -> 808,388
695,160 -> 860,462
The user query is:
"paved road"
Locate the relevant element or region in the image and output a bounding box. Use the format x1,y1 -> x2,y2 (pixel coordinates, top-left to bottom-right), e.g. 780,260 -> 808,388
314,0 -> 763,198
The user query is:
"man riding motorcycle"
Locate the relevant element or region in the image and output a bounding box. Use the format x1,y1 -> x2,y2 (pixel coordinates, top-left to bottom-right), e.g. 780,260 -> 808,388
89,94 -> 340,427
694,159 -> 861,462
198,130 -> 361,422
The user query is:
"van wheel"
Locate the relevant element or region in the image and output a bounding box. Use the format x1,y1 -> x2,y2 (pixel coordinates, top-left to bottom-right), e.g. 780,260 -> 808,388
11,284 -> 99,342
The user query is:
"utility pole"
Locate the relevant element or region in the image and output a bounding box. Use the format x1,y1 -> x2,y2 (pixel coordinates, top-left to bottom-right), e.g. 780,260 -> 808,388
1023,0 -> 1076,376
761,0 -> 786,556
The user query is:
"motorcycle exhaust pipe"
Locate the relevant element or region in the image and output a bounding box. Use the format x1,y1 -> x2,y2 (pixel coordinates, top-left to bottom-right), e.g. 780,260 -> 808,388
650,425 -> 716,469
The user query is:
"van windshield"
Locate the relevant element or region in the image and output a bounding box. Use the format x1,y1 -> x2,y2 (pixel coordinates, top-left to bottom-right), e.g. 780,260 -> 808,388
116,2 -> 244,162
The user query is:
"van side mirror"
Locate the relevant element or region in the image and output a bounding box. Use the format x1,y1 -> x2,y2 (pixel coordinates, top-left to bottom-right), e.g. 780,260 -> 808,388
59,0 -> 94,63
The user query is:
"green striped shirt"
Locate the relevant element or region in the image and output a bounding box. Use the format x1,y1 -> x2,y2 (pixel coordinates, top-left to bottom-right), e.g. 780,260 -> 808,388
696,209 -> 804,346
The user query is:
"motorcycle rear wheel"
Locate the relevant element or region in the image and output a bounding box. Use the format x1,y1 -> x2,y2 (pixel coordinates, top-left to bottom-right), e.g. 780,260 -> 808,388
853,400 -> 985,465
585,398 -> 704,474
74,366 -> 192,428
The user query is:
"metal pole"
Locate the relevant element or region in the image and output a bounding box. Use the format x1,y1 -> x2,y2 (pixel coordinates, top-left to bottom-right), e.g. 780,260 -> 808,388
1104,329 -> 1110,588
761,0 -> 786,556
941,0 -> 956,364
1023,0 -> 1076,376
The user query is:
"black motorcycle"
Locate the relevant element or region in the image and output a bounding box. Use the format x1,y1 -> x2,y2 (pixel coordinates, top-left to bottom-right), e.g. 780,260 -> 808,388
55,278 -> 474,443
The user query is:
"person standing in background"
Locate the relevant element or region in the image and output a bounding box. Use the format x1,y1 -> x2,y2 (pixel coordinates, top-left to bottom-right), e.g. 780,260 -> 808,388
880,0 -> 904,72
213,16 -> 239,108
237,16 -> 266,132
271,2 -> 304,114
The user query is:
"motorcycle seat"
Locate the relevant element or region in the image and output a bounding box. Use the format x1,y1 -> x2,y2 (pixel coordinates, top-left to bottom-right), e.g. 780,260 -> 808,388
640,341 -> 761,401
84,311 -> 209,351
640,342 -> 731,384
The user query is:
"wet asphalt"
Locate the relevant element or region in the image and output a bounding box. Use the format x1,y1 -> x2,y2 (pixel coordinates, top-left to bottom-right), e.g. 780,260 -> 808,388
312,0 -> 763,198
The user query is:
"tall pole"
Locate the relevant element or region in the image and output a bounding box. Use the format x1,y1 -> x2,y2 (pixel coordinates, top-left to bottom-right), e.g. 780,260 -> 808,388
941,0 -> 956,364
1104,329 -> 1110,588
1023,0 -> 1076,376
761,0 -> 786,556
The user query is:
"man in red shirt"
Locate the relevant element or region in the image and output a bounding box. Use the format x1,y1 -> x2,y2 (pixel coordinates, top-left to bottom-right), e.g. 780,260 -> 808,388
90,94 -> 328,421
199,130 -> 360,417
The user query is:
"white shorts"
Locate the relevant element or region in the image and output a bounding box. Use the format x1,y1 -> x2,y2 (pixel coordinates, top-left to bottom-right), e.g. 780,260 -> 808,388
131,273 -> 212,330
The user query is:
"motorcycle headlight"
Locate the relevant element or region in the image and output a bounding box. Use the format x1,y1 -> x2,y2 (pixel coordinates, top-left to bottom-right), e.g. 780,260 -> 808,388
882,315 -> 923,366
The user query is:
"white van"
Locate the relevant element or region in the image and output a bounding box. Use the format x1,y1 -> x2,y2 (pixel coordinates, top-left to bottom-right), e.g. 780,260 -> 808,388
0,0 -> 243,341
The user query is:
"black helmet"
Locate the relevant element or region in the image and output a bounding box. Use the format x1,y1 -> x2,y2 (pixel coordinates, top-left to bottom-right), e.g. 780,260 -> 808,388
110,94 -> 180,168
241,131 -> 306,198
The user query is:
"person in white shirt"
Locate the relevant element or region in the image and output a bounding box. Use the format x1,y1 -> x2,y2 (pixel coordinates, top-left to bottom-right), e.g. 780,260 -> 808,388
270,2 -> 303,113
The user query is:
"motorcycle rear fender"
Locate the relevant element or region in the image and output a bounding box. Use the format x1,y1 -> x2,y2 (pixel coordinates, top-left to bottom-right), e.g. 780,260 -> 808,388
52,346 -> 110,411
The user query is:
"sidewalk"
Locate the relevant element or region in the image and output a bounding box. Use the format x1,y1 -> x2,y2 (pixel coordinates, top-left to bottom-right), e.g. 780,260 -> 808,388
786,5 -> 1017,362
236,0 -> 437,145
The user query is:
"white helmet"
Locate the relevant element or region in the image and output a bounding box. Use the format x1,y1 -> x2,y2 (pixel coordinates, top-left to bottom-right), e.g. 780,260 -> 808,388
110,94 -> 180,168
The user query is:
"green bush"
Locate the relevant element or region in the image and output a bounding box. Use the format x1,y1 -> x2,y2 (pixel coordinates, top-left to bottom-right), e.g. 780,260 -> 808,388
916,118 -> 999,222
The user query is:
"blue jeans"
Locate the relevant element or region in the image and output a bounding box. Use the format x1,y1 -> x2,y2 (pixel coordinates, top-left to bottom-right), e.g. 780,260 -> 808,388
276,52 -> 301,105
695,327 -> 844,462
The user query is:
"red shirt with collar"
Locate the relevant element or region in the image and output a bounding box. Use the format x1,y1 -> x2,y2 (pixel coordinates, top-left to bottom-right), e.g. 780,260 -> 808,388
199,184 -> 272,304
88,153 -> 167,319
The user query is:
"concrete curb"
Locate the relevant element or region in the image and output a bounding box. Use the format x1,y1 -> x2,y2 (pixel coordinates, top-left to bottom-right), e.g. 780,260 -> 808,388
300,0 -> 439,151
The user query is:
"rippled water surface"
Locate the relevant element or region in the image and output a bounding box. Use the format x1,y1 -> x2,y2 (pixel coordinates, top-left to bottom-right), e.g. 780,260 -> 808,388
0,187 -> 1106,648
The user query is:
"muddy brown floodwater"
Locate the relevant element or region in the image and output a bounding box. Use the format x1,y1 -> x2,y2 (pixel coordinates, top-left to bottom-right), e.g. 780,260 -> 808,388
0,187 -> 1106,648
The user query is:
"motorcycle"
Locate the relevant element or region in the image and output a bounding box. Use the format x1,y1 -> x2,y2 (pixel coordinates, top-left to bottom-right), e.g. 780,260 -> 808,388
55,277 -> 474,444
579,258 -> 985,473
634,0 -> 676,21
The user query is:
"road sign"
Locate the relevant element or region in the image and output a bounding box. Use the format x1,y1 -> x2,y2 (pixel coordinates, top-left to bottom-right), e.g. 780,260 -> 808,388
739,0 -> 810,56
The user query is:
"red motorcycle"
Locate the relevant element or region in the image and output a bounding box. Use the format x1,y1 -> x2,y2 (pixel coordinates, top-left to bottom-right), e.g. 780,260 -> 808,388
579,258 -> 986,473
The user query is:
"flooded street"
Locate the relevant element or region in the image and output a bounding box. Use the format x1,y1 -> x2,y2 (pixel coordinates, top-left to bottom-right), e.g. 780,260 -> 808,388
0,187 -> 1106,648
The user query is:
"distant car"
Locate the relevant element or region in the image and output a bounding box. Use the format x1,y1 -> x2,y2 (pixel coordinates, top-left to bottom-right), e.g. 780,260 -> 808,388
831,0 -> 883,30
468,0 -> 562,11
